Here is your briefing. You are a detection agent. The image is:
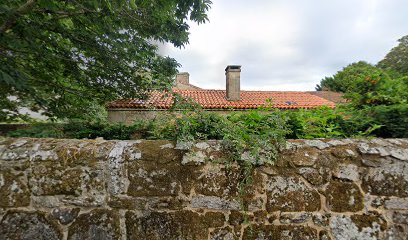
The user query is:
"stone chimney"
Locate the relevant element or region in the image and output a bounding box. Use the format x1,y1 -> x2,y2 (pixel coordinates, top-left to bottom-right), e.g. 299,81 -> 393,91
225,65 -> 241,101
176,72 -> 190,85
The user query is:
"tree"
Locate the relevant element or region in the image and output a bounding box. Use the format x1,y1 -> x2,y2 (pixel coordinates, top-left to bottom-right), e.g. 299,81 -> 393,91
315,61 -> 385,93
378,35 -> 408,78
0,0 -> 211,121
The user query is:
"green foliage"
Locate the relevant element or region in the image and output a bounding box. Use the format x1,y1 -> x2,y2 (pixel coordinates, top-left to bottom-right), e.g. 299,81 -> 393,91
221,110 -> 289,165
7,123 -> 64,138
285,107 -> 347,139
315,61 -> 386,93
378,35 -> 408,77
315,35 -> 408,139
0,0 -> 211,121
7,120 -> 144,140
368,104 -> 408,138
343,68 -> 393,108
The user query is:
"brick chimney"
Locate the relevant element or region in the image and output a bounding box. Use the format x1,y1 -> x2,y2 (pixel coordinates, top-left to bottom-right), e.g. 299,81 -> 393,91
225,65 -> 241,101
176,72 -> 190,85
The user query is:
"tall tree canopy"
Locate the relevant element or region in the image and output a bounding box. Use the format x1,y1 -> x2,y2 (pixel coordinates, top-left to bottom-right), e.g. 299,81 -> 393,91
378,35 -> 408,78
0,0 -> 211,121
315,61 -> 385,93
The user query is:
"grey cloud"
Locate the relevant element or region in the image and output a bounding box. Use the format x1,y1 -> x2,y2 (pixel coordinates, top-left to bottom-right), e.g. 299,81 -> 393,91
162,0 -> 408,91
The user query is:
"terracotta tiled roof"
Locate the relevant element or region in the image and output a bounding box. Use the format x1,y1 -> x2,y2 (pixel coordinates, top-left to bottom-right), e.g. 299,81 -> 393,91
108,90 -> 336,110
307,91 -> 347,104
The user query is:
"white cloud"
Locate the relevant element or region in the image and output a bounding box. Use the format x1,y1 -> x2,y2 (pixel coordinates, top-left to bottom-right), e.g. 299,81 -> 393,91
161,0 -> 408,91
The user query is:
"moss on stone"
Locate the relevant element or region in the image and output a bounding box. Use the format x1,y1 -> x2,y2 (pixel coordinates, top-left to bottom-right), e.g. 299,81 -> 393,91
266,175 -> 321,212
138,140 -> 183,164
324,180 -> 364,212
0,169 -> 30,207
243,224 -> 318,240
30,163 -> 84,196
362,172 -> 408,197
0,210 -> 62,240
350,212 -> 387,232
68,209 -> 121,240
126,210 -> 225,240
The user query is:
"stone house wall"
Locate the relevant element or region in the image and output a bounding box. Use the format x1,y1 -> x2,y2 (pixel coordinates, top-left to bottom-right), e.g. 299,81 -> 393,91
107,109 -> 246,124
0,137 -> 407,239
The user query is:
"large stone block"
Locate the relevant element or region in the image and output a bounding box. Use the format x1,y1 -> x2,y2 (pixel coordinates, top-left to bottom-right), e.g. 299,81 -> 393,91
210,226 -> 239,240
126,210 -> 225,239
330,213 -> 387,240
68,209 -> 121,240
127,161 -> 201,197
242,224 -> 318,240
0,211 -> 62,240
266,175 -> 321,212
0,168 -> 30,207
324,180 -> 364,212
29,162 -> 105,198
194,165 -> 241,197
137,140 -> 183,164
362,161 -> 408,197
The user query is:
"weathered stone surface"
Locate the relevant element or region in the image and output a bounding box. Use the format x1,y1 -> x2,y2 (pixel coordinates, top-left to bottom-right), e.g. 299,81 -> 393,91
280,212 -> 312,224
0,211 -> 62,240
127,160 -> 201,197
182,151 -> 207,165
287,149 -> 319,166
319,230 -> 332,240
324,180 -> 364,212
210,226 -> 239,240
30,163 -> 82,196
228,210 -> 250,226
61,195 -> 105,207
191,195 -> 240,210
55,140 -> 113,167
384,198 -> 408,210
392,212 -> 408,224
0,137 -> 407,239
0,168 -> 30,207
138,140 -> 183,163
298,167 -> 327,185
68,209 -> 120,240
126,210 -> 225,239
242,224 -> 318,240
29,161 -> 105,198
266,175 -> 321,212
358,141 -> 408,161
358,143 -> 381,155
385,225 -> 408,240
333,164 -> 360,181
195,165 -> 241,197
108,195 -> 147,209
253,210 -> 268,224
390,148 -> 408,161
313,213 -> 331,227
361,157 -> 393,167
108,195 -> 185,210
107,141 -> 130,195
331,147 -> 358,160
304,140 -> 330,150
51,208 -> 80,225
362,161 -> 408,197
330,213 -> 387,240
128,163 -> 179,196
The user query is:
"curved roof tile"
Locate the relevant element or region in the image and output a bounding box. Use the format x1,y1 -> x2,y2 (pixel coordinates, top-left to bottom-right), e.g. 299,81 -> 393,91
107,90 -> 336,110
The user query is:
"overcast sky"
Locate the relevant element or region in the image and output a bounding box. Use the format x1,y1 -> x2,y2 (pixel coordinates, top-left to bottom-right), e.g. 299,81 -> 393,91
160,0 -> 408,91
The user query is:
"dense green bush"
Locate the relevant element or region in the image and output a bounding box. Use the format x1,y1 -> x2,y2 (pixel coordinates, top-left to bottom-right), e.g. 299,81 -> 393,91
369,104 -> 408,138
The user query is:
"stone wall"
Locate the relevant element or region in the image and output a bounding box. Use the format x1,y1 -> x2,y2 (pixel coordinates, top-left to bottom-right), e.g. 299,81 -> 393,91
0,137 -> 407,240
107,109 -> 243,124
